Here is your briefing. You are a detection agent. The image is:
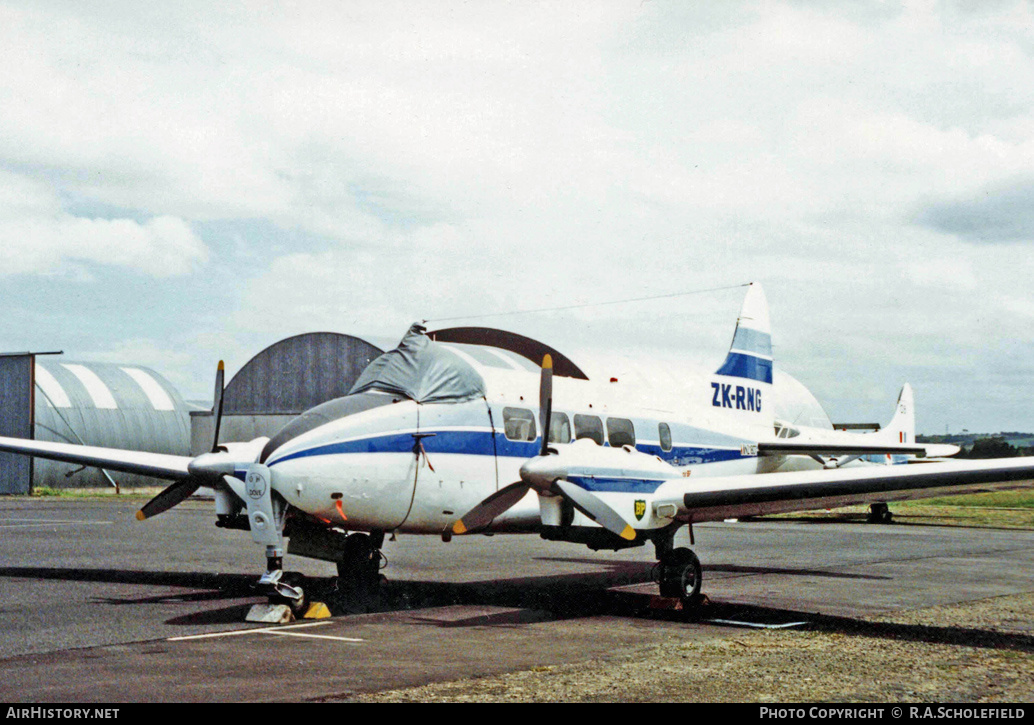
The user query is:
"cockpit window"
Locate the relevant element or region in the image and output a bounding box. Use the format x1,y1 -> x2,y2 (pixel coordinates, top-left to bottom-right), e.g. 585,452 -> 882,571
549,412 -> 572,444
503,407 -> 537,442
607,417 -> 636,447
260,392 -> 396,463
573,414 -> 604,445
774,421 -> 800,439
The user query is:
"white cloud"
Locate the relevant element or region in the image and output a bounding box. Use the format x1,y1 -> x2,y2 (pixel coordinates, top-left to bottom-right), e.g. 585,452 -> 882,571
0,169 -> 208,276
0,213 -> 208,277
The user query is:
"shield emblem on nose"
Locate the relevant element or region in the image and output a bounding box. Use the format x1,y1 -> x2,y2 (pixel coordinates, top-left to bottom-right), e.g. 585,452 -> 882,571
634,499 -> 646,521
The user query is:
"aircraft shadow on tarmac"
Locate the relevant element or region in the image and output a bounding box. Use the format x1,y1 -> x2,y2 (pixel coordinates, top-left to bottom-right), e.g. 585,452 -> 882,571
701,599 -> 1034,655
3,565 -> 1032,655
535,556 -> 892,581
0,566 -> 255,595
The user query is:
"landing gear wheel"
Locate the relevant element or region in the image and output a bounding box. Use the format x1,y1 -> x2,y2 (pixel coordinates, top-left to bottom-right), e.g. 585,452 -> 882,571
659,547 -> 702,604
272,572 -> 307,616
336,533 -> 383,607
868,502 -> 892,524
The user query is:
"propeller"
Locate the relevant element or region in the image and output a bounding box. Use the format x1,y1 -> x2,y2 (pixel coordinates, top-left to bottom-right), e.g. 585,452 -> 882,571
136,479 -> 202,521
539,354 -> 552,456
136,361 -> 229,521
450,481 -> 531,534
450,355 -> 636,541
553,478 -> 635,541
211,360 -> 225,453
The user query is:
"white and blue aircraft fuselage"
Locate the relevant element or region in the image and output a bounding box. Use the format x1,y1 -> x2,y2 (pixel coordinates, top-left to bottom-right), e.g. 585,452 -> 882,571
2,283 -> 1032,608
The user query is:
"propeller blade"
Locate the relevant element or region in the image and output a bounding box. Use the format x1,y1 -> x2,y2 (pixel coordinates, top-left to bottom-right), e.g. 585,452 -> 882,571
539,354 -> 553,456
451,481 -> 530,535
553,479 -> 636,541
211,360 -> 225,453
136,479 -> 202,521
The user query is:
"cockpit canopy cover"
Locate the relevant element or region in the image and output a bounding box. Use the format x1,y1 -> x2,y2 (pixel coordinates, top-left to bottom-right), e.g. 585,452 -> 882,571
348,323 -> 487,403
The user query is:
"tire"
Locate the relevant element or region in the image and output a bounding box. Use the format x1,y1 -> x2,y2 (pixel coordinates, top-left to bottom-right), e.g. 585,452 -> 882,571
277,572 -> 307,616
868,503 -> 891,524
337,534 -> 382,599
659,547 -> 702,602
337,533 -> 373,577
335,537 -> 380,575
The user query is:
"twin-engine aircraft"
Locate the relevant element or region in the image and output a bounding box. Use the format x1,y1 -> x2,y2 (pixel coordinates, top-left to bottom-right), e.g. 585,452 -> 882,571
2,283 -> 1033,610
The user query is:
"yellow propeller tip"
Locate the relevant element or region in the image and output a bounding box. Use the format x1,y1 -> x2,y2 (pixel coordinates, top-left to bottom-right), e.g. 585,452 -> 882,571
452,521 -> 467,535
620,525 -> 636,541
135,510 -> 146,521
542,354 -> 552,369
218,360 -> 225,371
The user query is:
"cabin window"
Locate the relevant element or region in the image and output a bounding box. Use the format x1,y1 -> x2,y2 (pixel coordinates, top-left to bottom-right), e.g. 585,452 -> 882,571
573,414 -> 604,445
548,412 -> 572,444
774,421 -> 800,439
659,422 -> 672,452
503,407 -> 537,442
607,417 -> 636,447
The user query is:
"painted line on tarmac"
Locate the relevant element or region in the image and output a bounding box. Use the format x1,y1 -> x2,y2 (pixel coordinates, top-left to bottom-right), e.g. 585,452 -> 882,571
706,619 -> 809,630
0,519 -> 112,528
167,621 -> 365,643
261,630 -> 364,643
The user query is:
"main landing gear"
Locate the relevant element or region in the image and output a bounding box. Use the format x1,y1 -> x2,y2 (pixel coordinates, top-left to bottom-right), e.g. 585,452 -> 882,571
867,502 -> 893,524
654,527 -> 703,607
658,547 -> 702,603
336,531 -> 385,599
256,531 -> 386,617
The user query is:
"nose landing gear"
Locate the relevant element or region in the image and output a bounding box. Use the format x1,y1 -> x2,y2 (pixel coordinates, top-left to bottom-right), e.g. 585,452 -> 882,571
261,571 -> 308,615
251,550 -> 309,621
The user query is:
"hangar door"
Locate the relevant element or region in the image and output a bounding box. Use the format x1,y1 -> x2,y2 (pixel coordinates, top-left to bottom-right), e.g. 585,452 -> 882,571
0,354 -> 33,494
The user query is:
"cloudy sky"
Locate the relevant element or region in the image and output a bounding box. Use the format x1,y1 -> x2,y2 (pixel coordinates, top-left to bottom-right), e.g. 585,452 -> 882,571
2,1 -> 1033,433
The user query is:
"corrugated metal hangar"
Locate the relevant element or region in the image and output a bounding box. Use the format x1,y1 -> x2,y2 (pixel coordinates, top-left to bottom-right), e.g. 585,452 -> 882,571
0,353 -> 192,494
190,332 -> 383,454
0,332 -> 384,494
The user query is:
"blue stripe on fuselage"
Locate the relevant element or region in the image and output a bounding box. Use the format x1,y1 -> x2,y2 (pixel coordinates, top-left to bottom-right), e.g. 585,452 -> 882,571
269,430 -> 501,465
565,475 -> 669,494
267,429 -> 746,469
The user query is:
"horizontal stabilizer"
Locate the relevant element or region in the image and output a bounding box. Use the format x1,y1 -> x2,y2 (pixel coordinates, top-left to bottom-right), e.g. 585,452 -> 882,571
922,443 -> 962,458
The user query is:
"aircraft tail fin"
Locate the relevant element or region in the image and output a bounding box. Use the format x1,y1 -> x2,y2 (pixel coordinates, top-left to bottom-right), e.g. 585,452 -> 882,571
882,383 -> 916,446
709,283 -> 774,432
715,282 -> 773,386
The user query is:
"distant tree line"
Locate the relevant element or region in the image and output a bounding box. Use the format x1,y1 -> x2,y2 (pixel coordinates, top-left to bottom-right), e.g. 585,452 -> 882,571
956,437 -> 1034,459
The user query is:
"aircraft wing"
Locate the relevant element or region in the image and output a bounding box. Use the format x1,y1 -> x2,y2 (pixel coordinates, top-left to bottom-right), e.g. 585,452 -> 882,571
0,435 -> 193,481
758,441 -> 929,456
651,457 -> 1034,523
